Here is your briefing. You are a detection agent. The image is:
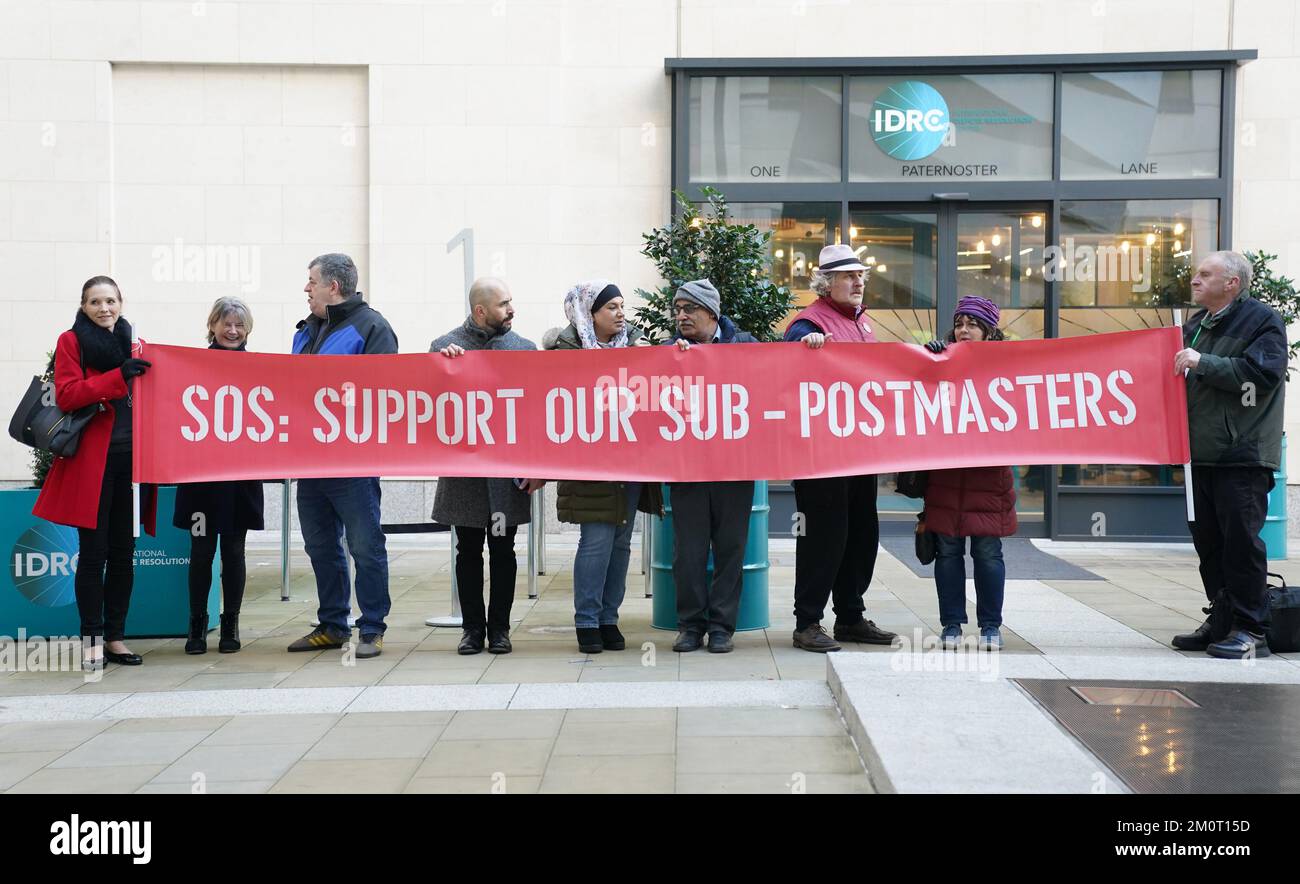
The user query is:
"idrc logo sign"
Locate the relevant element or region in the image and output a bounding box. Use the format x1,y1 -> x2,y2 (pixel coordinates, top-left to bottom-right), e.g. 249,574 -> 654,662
870,81 -> 950,161
10,525 -> 79,608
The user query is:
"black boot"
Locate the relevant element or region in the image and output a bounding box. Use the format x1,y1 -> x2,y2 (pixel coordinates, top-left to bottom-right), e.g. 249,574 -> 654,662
218,613 -> 241,654
185,615 -> 208,655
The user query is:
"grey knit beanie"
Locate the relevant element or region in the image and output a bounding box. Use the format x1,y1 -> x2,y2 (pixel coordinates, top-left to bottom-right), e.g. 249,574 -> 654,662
674,279 -> 721,319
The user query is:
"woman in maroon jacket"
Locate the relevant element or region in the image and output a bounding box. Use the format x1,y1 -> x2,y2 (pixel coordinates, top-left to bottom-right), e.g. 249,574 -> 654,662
923,297 -> 1016,650
33,277 -> 155,670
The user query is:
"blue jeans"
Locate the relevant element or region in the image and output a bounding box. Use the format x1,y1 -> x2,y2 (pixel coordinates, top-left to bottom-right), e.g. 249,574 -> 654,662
572,483 -> 640,629
933,533 -> 1005,629
297,477 -> 390,637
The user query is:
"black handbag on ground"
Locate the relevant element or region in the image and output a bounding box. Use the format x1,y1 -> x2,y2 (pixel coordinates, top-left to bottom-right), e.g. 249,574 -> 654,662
1265,572 -> 1300,653
915,512 -> 936,565
8,355 -> 100,457
1204,574 -> 1300,653
896,471 -> 928,499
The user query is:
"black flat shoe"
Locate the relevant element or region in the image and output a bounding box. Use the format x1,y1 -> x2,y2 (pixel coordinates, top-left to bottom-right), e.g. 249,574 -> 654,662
104,650 -> 143,666
598,624 -> 625,651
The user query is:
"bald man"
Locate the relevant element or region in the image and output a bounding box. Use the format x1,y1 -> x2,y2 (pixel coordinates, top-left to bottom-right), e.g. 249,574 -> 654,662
429,278 -> 544,655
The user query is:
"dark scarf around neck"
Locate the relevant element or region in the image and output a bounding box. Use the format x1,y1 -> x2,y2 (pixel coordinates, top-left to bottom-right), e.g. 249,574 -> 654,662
72,309 -> 133,372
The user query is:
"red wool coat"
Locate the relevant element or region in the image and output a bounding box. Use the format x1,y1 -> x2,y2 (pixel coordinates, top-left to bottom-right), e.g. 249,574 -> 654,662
922,466 -> 1017,538
32,329 -> 157,534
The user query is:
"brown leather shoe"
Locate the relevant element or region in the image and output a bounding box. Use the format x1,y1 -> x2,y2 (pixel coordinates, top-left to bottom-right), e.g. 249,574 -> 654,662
793,624 -> 841,653
833,619 -> 898,645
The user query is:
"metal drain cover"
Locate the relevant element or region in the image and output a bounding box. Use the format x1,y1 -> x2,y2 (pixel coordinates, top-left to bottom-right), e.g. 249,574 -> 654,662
1070,686 -> 1200,708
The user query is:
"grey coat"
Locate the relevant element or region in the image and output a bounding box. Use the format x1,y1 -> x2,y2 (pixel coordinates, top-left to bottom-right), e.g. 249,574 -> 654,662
429,317 -> 538,528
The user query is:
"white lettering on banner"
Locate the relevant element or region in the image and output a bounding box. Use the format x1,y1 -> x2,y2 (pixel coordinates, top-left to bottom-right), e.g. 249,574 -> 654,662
178,372 -> 1139,451
314,388 -> 340,443
796,372 -> 1137,440
546,387 -> 642,444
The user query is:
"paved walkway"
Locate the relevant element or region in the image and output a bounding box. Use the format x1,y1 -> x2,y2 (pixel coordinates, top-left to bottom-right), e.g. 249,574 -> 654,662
1,535 -> 1296,793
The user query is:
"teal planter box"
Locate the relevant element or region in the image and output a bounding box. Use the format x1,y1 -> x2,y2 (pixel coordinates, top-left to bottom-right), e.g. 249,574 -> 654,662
1,486 -> 215,639
1262,434 -> 1288,560
649,481 -> 770,632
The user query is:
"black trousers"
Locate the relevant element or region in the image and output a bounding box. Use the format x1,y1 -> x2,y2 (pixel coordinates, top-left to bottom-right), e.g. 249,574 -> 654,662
1188,466 -> 1273,634
189,529 -> 248,617
454,525 -> 518,634
75,450 -> 135,642
792,474 -> 879,630
670,481 -> 753,635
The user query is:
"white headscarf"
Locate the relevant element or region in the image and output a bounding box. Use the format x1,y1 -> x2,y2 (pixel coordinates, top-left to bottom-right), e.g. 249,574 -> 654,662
563,279 -> 628,350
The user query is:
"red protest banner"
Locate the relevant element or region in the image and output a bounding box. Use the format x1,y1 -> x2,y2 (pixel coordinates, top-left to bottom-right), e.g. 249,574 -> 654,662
132,327 -> 1189,484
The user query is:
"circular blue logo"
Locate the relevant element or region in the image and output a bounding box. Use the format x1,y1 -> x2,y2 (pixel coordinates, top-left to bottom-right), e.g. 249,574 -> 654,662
9,524 -> 79,608
870,81 -> 950,161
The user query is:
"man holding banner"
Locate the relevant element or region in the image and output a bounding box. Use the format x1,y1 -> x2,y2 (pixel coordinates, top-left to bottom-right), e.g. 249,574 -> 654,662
1172,250 -> 1286,660
666,279 -> 757,654
431,278 -> 544,657
286,254 -> 398,660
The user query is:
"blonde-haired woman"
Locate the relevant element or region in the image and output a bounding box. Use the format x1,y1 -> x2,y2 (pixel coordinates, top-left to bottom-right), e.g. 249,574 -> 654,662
172,297 -> 264,654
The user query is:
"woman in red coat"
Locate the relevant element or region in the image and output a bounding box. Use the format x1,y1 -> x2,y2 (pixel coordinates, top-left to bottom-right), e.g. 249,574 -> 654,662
33,277 -> 153,670
923,297 -> 1017,651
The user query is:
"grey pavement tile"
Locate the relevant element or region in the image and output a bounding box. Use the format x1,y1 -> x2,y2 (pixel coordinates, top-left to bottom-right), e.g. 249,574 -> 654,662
275,660 -> 399,689
677,706 -> 848,738
417,739 -> 555,778
677,773 -> 874,794
175,671 -> 296,691
561,708 -> 676,725
343,683 -> 517,713
151,743 -> 309,784
404,775 -> 540,794
478,658 -> 585,683
334,711 -> 454,728
676,736 -> 864,775
203,713 -> 340,746
8,764 -> 167,794
0,751 -> 66,789
304,724 -> 442,760
136,780 -> 276,794
551,719 -> 676,757
0,719 -> 116,752
577,665 -> 682,683
271,758 -> 421,793
49,729 -> 212,769
377,667 -> 486,686
108,716 -> 231,734
440,710 -> 564,741
539,754 -> 675,794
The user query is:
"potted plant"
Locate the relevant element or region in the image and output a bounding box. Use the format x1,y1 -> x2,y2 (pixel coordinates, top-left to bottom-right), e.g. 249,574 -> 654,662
636,188 -> 794,631
1245,251 -> 1298,559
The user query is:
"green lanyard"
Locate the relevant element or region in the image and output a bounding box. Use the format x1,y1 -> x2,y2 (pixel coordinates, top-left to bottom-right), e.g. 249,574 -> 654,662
1189,325 -> 1204,348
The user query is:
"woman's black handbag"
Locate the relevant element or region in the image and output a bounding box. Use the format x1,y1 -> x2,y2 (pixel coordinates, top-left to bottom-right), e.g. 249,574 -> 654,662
8,376 -> 99,457
915,512 -> 936,565
896,471 -> 928,499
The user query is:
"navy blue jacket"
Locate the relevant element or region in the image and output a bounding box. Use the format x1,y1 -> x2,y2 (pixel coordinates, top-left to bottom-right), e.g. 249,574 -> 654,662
292,293 -> 398,355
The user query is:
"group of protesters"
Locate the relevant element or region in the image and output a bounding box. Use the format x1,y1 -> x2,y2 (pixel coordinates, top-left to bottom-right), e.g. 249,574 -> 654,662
32,244 -> 1284,671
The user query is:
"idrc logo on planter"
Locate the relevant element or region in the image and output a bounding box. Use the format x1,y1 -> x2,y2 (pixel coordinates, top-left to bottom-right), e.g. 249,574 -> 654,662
870,81 -> 950,161
10,525 -> 80,608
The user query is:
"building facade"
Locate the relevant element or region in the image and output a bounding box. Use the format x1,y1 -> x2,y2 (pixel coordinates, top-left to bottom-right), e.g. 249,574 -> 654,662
0,0 -> 1295,540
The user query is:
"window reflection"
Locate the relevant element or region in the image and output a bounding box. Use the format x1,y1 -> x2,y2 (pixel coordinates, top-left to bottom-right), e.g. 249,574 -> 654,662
1056,198 -> 1217,488
849,212 -> 937,344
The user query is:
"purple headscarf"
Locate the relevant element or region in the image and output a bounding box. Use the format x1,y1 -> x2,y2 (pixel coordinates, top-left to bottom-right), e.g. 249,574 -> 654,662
954,296 -> 1000,329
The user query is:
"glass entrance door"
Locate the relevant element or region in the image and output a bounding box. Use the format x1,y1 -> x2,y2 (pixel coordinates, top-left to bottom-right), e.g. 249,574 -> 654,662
851,202 -> 1049,531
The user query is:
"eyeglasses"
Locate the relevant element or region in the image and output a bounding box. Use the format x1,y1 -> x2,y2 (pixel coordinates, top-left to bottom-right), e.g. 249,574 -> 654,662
672,303 -> 704,316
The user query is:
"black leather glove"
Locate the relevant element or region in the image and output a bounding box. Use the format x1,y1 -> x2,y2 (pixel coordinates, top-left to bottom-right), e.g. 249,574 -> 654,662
924,339 -> 948,353
120,358 -> 151,380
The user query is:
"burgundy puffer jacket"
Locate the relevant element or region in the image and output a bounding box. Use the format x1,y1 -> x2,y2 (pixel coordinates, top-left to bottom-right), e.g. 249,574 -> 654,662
922,467 -> 1017,538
